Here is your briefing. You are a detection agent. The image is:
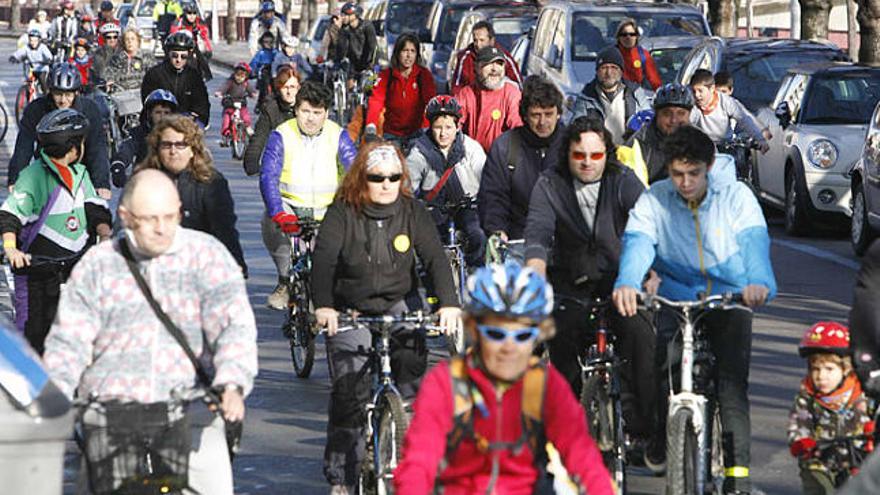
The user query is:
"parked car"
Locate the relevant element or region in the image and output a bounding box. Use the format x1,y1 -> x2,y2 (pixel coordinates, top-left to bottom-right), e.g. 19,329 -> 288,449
301,14 -> 331,64
849,99 -> 880,254
527,0 -> 711,108
363,0 -> 435,66
117,3 -> 134,30
751,63 -> 880,237
509,31 -> 531,78
641,35 -> 708,86
446,7 -> 538,87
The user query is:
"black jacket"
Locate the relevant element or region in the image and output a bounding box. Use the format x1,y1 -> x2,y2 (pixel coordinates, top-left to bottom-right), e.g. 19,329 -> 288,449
851,240 -> 880,396
111,123 -> 149,185
525,160 -> 644,296
581,78 -> 644,124
478,125 -> 566,240
176,169 -> 248,275
9,95 -> 110,189
338,18 -> 377,72
625,121 -> 669,184
243,95 -> 296,176
311,197 -> 458,314
141,61 -> 210,126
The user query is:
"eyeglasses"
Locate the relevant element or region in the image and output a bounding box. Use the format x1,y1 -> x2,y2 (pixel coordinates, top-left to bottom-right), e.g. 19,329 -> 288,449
169,52 -> 188,60
159,140 -> 190,151
104,35 -> 118,39
477,325 -> 540,344
129,211 -> 180,227
366,173 -> 403,183
571,150 -> 606,161
619,32 -> 638,37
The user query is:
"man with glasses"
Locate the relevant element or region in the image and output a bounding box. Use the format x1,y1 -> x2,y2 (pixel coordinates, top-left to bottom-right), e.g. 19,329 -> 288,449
142,32 -> 211,127
614,18 -> 661,91
94,22 -> 122,80
259,81 -> 357,309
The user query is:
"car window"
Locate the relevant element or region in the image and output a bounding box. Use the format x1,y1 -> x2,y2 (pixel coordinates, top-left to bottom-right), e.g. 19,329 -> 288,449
772,74 -> 795,109
729,50 -> 843,111
438,6 -> 470,45
651,47 -> 692,85
386,2 -> 433,35
571,12 -> 707,59
801,74 -> 880,125
549,12 -> 567,68
866,103 -> 880,165
678,47 -> 711,86
784,74 -> 808,120
533,9 -> 560,61
137,0 -> 156,17
493,17 -> 537,51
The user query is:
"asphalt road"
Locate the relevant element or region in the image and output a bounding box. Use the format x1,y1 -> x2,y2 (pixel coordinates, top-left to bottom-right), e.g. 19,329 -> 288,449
0,37 -> 866,494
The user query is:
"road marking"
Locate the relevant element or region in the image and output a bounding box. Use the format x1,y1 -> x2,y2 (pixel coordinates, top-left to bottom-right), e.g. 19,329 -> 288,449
771,238 -> 861,271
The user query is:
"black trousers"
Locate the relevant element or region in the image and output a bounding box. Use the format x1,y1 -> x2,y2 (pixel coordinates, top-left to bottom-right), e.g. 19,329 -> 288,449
24,273 -> 63,355
548,302 -> 658,438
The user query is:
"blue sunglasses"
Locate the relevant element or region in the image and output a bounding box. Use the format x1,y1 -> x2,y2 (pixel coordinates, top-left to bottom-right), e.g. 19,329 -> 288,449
477,325 -> 540,344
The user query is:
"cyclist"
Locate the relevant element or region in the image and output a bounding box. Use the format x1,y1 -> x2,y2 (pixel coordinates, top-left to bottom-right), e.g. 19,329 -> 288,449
259,80 -> 356,309
111,89 -> 178,186
406,95 -> 486,266
612,125 -> 776,492
142,32 -> 211,127
248,0 -> 289,55
27,10 -> 51,41
789,322 -> 874,495
524,116 -> 657,441
272,35 -> 312,80
95,0 -> 119,41
320,10 -> 343,63
689,69 -> 769,153
170,2 -> 213,81
618,83 -> 695,185
337,2 -> 377,75
76,14 -> 97,46
366,33 -> 436,153
104,28 -> 148,91
0,108 -> 111,354
70,38 -> 96,89
456,46 -> 522,153
9,63 -> 111,198
394,261 -> 614,494
9,29 -> 53,92
478,75 -> 564,262
614,18 -> 661,91
250,31 -> 279,108
244,65 -> 300,176
450,20 -> 523,94
93,22 -> 122,80
310,140 -> 461,495
153,0 -> 183,44
214,62 -> 257,147
48,1 -> 78,55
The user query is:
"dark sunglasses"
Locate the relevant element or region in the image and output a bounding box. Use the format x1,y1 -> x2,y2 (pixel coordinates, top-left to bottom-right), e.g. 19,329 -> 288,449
478,325 -> 540,344
104,35 -> 118,39
571,150 -> 606,161
619,32 -> 638,37
169,52 -> 188,59
159,140 -> 190,151
366,173 -> 403,183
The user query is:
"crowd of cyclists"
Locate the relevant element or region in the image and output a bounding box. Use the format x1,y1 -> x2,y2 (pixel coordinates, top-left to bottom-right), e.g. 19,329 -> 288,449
4,2 -> 880,495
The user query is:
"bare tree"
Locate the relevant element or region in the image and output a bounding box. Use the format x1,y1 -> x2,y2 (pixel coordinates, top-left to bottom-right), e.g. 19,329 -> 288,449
799,0 -> 833,39
281,0 -> 292,33
11,0 -> 21,30
707,0 -> 738,36
858,0 -> 880,64
225,0 -> 236,43
299,0 -> 316,37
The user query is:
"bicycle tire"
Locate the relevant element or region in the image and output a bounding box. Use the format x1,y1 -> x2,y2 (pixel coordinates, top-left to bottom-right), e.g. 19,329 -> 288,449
15,85 -> 28,124
374,391 -> 408,495
0,101 -> 9,144
231,120 -> 246,159
445,249 -> 466,355
581,373 -> 615,452
667,407 -> 702,495
708,403 -> 724,492
610,392 -> 627,495
288,279 -> 316,378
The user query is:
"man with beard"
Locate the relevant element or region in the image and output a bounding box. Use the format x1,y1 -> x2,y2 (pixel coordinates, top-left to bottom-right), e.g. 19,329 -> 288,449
571,46 -> 650,144
450,21 -> 523,94
455,46 -> 522,153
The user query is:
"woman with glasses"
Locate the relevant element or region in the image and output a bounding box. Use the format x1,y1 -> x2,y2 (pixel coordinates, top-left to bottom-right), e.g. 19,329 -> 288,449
243,65 -> 300,176
137,114 -> 247,275
311,140 -> 461,494
105,28 -> 149,91
394,261 -> 615,495
614,18 -> 661,90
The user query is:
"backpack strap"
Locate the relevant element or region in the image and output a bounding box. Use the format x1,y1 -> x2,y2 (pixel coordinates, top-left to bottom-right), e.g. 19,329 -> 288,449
442,356 -> 478,467
505,128 -> 521,173
520,357 -> 549,460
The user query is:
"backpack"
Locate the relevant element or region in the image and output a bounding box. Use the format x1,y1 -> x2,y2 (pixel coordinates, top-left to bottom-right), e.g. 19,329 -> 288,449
441,355 -> 555,494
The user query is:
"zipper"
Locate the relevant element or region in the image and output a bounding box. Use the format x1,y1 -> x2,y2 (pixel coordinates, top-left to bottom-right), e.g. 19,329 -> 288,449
485,387 -> 504,495
688,200 -> 712,295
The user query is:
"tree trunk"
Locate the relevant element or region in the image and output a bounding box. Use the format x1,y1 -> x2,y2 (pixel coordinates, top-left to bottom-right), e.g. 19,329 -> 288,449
10,0 -> 21,30
298,0 -> 311,37
281,0 -> 292,34
225,0 -> 236,43
799,0 -> 833,40
707,0 -> 737,36
858,0 -> 880,64
849,0 -> 859,59
328,0 -> 338,12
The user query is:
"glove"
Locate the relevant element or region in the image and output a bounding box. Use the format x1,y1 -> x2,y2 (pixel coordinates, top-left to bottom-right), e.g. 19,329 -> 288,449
790,438 -> 817,460
866,421 -> 876,453
8,56 -> 16,63
272,212 -> 301,234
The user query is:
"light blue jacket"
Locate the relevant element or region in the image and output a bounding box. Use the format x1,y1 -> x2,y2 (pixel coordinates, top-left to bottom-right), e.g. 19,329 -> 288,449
614,154 -> 777,300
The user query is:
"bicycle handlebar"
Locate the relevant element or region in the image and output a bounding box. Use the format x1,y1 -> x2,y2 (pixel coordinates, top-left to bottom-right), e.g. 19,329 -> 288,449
428,195 -> 478,214
638,293 -> 747,312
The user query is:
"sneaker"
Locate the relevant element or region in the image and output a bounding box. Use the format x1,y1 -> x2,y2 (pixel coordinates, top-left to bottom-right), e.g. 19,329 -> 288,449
643,434 -> 666,476
218,136 -> 229,147
267,284 -> 289,310
329,486 -> 349,495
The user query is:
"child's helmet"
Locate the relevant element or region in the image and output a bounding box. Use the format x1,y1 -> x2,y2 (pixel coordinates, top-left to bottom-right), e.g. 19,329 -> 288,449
234,62 -> 252,75
799,321 -> 850,357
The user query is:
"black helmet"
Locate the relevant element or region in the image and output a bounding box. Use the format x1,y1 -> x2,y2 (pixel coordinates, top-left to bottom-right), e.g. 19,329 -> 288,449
653,83 -> 695,111
48,63 -> 82,91
164,31 -> 194,52
100,0 -> 114,11
37,108 -> 89,147
341,2 -> 361,16
182,2 -> 198,14
425,95 -> 463,122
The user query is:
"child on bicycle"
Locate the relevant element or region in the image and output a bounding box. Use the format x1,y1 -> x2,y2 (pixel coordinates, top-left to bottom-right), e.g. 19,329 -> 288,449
250,31 -> 279,109
214,62 -> 257,147
689,69 -> 770,152
69,37 -> 96,89
789,321 -> 875,494
9,29 -> 53,92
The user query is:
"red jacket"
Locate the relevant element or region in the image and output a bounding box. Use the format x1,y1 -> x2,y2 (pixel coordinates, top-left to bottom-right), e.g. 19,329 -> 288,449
70,57 -> 93,86
170,19 -> 213,53
455,80 -> 522,153
450,42 -> 523,95
618,44 -> 661,90
366,65 -> 436,137
394,359 -> 614,495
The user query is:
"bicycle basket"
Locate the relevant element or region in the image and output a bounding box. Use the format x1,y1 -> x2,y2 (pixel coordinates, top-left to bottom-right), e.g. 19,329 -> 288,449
110,89 -> 144,117
79,401 -> 191,495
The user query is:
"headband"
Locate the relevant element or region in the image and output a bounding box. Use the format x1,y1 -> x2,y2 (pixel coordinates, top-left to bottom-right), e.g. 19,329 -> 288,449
366,145 -> 401,171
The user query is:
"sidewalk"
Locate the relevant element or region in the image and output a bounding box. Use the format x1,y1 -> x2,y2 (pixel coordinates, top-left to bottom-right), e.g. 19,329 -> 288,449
211,40 -> 251,71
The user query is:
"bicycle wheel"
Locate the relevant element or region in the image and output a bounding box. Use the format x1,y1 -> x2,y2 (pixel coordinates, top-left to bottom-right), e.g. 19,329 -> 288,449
372,391 -> 408,495
581,373 -> 615,451
231,120 -> 246,159
0,101 -> 9,144
15,85 -> 28,124
288,279 -> 316,378
610,391 -> 627,494
445,249 -> 466,355
667,407 -> 702,495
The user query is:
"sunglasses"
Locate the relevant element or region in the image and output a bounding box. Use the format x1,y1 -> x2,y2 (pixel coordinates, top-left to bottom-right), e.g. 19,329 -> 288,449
366,173 -> 403,183
478,325 -> 540,344
169,52 -> 188,59
104,35 -> 118,39
619,32 -> 638,37
159,140 -> 190,151
571,150 -> 606,161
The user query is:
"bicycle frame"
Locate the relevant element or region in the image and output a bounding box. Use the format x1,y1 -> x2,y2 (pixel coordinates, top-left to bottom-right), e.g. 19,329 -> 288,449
443,217 -> 467,299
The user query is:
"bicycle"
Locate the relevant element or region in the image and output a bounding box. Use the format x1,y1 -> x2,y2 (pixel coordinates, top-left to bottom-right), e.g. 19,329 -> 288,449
281,218 -> 321,378
14,61 -> 43,124
556,295 -> 627,494
330,311 -> 441,495
716,134 -> 761,189
639,293 -> 748,495
323,58 -> 350,125
220,96 -> 249,160
484,235 -> 525,265
0,252 -> 15,322
107,86 -> 143,140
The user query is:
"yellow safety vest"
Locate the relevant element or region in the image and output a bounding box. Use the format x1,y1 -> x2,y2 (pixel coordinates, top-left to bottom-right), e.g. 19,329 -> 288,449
277,119 -> 343,219
616,139 -> 649,188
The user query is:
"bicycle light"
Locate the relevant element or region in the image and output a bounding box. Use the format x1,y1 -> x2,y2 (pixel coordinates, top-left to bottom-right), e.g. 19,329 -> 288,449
808,139 -> 838,169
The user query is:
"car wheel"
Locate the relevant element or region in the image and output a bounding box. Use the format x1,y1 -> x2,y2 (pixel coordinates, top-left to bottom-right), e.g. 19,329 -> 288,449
785,167 -> 811,236
852,182 -> 876,256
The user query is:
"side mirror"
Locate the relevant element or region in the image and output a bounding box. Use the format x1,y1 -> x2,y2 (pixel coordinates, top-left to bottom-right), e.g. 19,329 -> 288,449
775,101 -> 792,129
548,44 -> 563,69
418,27 -> 432,44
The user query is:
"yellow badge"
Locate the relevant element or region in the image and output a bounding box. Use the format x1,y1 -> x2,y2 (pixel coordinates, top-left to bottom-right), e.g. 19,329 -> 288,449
633,60 -> 642,69
134,62 -> 141,70
491,109 -> 502,121
393,234 -> 411,253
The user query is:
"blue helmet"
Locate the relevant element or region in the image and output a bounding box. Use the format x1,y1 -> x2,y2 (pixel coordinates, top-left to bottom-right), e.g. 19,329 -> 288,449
465,261 -> 554,322
143,89 -> 178,112
260,1 -> 275,13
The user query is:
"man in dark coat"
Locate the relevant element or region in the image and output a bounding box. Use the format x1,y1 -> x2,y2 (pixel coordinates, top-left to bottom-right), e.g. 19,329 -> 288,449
141,32 -> 210,127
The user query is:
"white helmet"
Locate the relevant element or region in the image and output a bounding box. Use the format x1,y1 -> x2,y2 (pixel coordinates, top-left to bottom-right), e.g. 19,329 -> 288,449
99,23 -> 121,35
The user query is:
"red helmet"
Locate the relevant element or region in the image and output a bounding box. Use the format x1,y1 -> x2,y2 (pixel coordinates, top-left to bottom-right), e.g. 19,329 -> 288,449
234,62 -> 251,75
799,321 -> 850,357
425,95 -> 463,122
80,14 -> 93,22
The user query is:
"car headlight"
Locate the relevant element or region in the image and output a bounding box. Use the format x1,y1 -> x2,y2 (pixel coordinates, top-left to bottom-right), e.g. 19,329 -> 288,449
807,139 -> 838,169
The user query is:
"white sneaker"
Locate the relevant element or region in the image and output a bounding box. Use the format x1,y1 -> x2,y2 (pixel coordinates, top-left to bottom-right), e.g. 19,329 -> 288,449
329,486 -> 349,495
267,284 -> 289,310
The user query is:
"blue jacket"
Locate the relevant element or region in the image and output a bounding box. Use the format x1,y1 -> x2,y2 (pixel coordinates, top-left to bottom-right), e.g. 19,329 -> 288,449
614,154 -> 777,300
250,48 -> 278,78
259,123 -> 357,217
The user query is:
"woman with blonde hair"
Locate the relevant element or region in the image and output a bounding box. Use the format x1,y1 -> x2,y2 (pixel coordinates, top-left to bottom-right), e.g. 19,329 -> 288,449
137,114 -> 247,274
105,28 -> 149,91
